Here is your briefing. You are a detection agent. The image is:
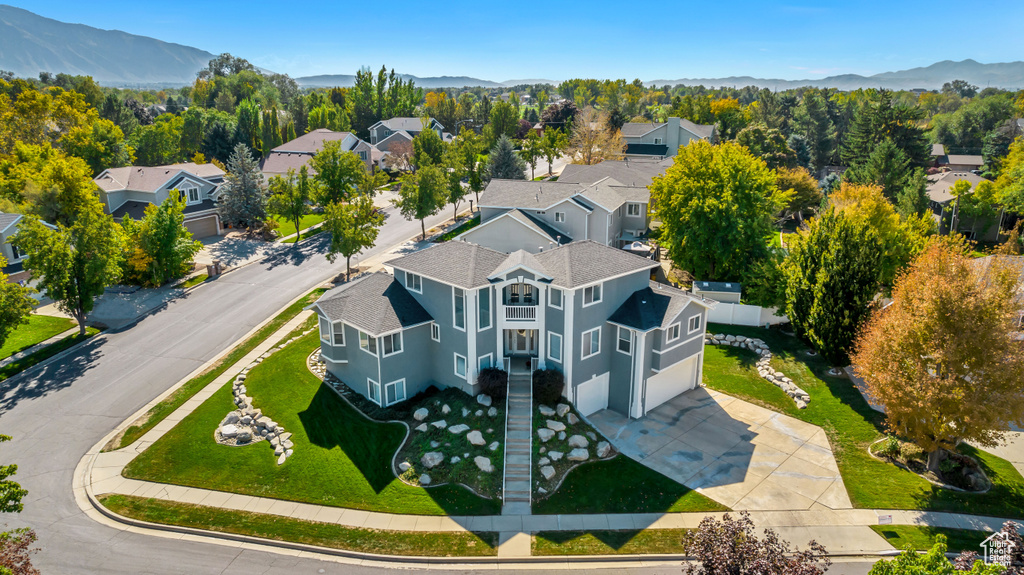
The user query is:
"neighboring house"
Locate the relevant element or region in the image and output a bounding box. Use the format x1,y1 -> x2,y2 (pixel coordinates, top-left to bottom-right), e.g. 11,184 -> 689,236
931,144 -> 984,171
620,117 -> 715,158
972,255 -> 1024,328
368,117 -> 447,146
926,171 -> 1005,242
0,212 -> 56,283
558,158 -> 671,188
261,129 -> 378,176
692,281 -> 742,304
312,239 -> 713,418
468,176 -> 652,252
94,162 -> 226,239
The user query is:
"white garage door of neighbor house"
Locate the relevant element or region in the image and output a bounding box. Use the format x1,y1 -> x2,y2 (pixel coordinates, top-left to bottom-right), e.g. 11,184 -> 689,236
645,354 -> 699,415
575,372 -> 609,416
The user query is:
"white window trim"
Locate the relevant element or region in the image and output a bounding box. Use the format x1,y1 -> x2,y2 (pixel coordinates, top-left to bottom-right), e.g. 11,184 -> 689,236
548,287 -> 563,310
582,283 -> 603,308
333,322 -> 346,346
478,287 -> 492,331
478,353 -> 493,371
405,272 -> 422,293
454,353 -> 468,378
554,211 -> 565,223
359,331 -> 378,356
383,378 -> 406,406
547,331 -> 563,363
452,287 -> 466,332
627,203 -> 642,217
319,317 -> 331,344
666,323 -> 681,344
687,314 -> 702,335
381,331 -> 403,358
368,378 -> 381,405
431,322 -> 440,342
581,327 -> 601,360
617,326 -> 632,356
180,184 -> 201,206
653,137 -> 663,145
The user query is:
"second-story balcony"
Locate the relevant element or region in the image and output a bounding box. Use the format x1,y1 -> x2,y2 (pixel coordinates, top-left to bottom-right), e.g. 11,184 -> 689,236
505,305 -> 537,321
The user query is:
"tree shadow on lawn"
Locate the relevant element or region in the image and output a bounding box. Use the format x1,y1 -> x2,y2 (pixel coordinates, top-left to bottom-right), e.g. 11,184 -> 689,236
0,334 -> 103,414
539,529 -> 653,552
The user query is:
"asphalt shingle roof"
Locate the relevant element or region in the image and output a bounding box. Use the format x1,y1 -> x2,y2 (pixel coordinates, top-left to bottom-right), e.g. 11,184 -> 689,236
609,281 -> 709,331
490,249 -> 551,279
620,122 -> 663,137
94,163 -> 224,193
386,241 -> 509,289
376,117 -> 441,132
693,281 -> 742,294
315,272 -> 432,336
532,240 -> 659,288
680,118 -> 714,140
272,129 -> 352,153
926,171 -> 989,204
480,177 -> 650,212
0,212 -> 21,233
558,159 -> 667,188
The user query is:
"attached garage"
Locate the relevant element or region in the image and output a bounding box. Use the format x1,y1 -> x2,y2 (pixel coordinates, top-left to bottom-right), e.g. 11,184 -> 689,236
644,353 -> 700,415
575,372 -> 609,416
184,215 -> 220,239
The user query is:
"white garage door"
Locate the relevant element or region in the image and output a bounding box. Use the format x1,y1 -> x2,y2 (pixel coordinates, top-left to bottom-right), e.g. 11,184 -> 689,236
575,372 -> 609,416
645,354 -> 699,415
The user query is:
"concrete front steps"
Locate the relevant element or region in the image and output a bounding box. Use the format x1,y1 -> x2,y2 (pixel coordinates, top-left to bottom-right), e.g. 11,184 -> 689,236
502,371 -> 533,516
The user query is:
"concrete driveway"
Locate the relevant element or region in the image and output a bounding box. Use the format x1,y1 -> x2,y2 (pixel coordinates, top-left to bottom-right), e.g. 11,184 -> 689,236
589,387 -> 852,511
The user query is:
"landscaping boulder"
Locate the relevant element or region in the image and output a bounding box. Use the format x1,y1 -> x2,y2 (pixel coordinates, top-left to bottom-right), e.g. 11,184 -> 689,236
240,415 -> 253,425
448,424 -> 470,435
567,435 -> 589,448
413,408 -> 429,421
421,452 -> 445,469
466,430 -> 486,446
558,431 -> 566,440
539,457 -> 550,466
236,430 -> 253,443
223,412 -> 240,425
546,420 -> 566,432
398,462 -> 411,472
419,474 -> 431,486
556,403 -> 570,417
475,410 -> 483,417
548,451 -> 564,462
487,407 -> 498,417
450,456 -> 461,464
476,394 -> 492,407
415,423 -> 428,432
430,441 -> 440,448
461,407 -> 470,417
277,453 -> 287,465
596,441 -> 612,458
537,428 -> 555,442
488,441 -> 500,451
274,445 -> 284,456
442,404 -> 451,415
219,424 -> 240,438
431,420 -> 448,429
474,456 -> 494,473
568,448 -> 589,462
566,413 -> 579,425
586,431 -> 596,441
538,405 -> 555,417
540,465 -> 556,480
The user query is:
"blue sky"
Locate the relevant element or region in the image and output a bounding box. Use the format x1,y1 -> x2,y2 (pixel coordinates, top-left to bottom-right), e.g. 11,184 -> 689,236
15,0 -> 1024,81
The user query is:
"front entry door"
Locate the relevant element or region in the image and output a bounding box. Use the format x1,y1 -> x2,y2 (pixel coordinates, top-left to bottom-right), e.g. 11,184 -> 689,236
505,329 -> 537,356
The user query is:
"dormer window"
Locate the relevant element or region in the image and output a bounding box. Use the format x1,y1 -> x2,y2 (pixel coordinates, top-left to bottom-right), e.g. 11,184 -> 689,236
180,184 -> 201,205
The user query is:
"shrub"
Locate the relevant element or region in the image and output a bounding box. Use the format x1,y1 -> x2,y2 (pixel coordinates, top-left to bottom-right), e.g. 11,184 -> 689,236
683,512 -> 829,575
532,368 -> 565,406
476,367 -> 508,402
900,442 -> 925,462
877,436 -> 900,459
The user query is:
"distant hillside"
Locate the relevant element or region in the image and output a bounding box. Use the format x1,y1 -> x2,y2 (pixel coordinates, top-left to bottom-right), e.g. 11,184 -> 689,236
647,60 -> 1024,91
0,4 -> 215,86
297,74 -> 508,89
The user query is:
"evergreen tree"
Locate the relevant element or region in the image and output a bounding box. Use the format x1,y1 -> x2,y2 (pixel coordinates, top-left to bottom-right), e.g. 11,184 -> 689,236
202,121 -> 235,163
487,135 -> 526,180
787,134 -> 812,170
217,144 -> 269,232
260,107 -> 283,157
234,99 -> 262,158
841,90 -> 930,169
844,138 -> 928,216
791,88 -> 835,175
783,209 -> 883,366
282,121 -> 297,144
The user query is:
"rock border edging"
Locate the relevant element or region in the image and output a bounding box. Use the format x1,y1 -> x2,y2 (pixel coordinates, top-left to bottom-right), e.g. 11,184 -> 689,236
704,333 -> 811,408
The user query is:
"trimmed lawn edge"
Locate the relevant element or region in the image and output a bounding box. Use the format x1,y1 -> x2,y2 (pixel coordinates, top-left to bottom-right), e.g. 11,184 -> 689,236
0,314 -> 76,361
174,273 -> 209,289
533,529 -> 691,556
0,327 -> 101,384
97,494 -> 498,557
103,288 -> 327,451
868,525 -> 991,553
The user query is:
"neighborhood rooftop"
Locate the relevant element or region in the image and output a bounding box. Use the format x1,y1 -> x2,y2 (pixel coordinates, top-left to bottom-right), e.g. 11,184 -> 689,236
479,177 -> 649,211
94,162 -> 224,193
558,158 -> 670,188
693,281 -> 743,294
0,212 -> 21,233
386,240 -> 509,289
313,272 -> 432,336
609,281 -> 711,331
926,171 -> 989,204
271,129 -> 353,153
529,239 -> 660,288
620,118 -> 715,140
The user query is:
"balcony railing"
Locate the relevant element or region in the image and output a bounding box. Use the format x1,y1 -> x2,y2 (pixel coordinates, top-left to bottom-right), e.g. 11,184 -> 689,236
505,305 -> 537,321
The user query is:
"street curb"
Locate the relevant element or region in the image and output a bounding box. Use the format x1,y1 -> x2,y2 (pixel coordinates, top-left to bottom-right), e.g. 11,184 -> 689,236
0,327 -> 103,387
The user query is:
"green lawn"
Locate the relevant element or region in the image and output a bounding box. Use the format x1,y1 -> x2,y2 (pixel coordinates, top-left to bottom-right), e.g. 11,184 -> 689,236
703,323 -> 1024,518
123,329 -> 499,516
273,214 -> 323,239
533,529 -> 690,555
869,525 -> 991,553
532,455 -> 728,515
100,494 -> 498,557
281,226 -> 324,244
0,327 -> 100,384
174,273 -> 208,289
0,314 -> 76,360
434,215 -> 480,243
106,289 -> 327,451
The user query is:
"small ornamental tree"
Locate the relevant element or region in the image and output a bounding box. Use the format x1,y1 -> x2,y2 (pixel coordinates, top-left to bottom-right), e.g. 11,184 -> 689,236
784,209 -> 883,366
217,143 -> 269,233
123,195 -> 203,286
682,512 -> 830,575
0,527 -> 40,575
268,166 -> 312,243
486,135 -> 526,181
323,195 -> 385,281
541,128 -> 568,176
851,237 -> 1024,471
393,164 -> 447,240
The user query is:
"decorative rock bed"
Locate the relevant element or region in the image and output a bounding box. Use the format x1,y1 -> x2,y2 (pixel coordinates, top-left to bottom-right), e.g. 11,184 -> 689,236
214,330 -> 312,464
533,402 -> 615,497
704,332 -> 811,408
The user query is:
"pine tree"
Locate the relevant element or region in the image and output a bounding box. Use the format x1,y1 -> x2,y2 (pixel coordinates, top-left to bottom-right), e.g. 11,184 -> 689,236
844,138 -> 929,217
487,135 -> 526,180
217,144 -> 269,233
791,89 -> 835,175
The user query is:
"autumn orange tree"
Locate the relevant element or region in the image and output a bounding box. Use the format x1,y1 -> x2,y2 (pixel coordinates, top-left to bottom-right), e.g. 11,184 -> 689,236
851,237 -> 1024,471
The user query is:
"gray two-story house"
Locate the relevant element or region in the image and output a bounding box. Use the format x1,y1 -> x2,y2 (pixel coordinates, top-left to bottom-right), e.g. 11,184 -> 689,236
312,239 -> 712,418
368,117 -> 451,151
621,117 -> 715,158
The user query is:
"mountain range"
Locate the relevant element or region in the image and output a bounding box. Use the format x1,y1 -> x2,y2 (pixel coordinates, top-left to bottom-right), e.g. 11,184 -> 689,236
1,5 -> 1023,91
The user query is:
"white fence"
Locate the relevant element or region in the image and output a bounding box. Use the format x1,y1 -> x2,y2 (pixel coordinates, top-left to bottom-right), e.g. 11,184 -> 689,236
707,302 -> 788,327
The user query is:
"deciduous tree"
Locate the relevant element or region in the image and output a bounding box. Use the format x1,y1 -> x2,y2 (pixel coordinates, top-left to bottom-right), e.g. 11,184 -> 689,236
567,107 -> 625,165
775,166 -> 822,222
682,512 -> 830,575
412,125 -> 445,168
122,195 -> 202,286
394,164 -> 446,240
736,123 -> 796,170
268,166 -> 313,243
868,534 -> 1002,575
323,195 -> 385,281
541,128 -> 568,176
852,237 -> 1024,471
0,258 -> 33,352
309,141 -> 366,205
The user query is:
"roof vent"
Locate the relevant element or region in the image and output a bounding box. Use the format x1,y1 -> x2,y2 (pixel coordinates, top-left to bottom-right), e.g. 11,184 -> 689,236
725,283 -> 732,288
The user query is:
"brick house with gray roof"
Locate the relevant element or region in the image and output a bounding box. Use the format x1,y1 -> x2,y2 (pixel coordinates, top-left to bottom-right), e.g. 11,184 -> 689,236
312,239 -> 713,418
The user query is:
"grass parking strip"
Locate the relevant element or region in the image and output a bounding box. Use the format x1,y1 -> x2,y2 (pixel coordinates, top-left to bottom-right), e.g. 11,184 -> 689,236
0,327 -> 100,384
868,525 -> 990,553
105,288 -> 326,451
99,494 -> 498,557
0,314 -> 76,360
533,529 -> 690,555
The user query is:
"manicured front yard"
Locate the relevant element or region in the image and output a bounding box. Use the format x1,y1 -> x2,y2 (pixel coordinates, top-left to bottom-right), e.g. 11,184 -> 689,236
273,214 -> 323,239
703,323 -> 1024,518
100,494 -> 498,556
434,214 -> 480,242
868,525 -> 991,553
123,329 -> 500,516
106,288 -> 327,451
0,326 -> 100,384
532,455 -> 727,515
0,314 -> 76,360
533,529 -> 690,555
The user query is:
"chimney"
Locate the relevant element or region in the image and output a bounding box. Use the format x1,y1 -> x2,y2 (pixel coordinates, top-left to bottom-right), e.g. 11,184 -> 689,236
556,235 -> 561,244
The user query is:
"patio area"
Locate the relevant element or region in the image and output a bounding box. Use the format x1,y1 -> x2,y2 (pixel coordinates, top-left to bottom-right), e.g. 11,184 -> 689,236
589,387 -> 852,511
